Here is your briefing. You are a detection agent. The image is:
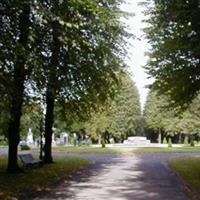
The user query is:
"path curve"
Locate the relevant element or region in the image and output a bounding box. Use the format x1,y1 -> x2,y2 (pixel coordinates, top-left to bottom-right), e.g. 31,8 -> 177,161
34,153 -> 199,200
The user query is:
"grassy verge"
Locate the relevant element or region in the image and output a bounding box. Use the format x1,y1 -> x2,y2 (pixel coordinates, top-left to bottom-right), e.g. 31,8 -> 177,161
169,157 -> 200,199
50,146 -> 200,154
0,156 -> 90,199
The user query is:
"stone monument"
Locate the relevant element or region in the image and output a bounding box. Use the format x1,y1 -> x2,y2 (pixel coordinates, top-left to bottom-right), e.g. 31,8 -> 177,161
123,136 -> 151,146
60,132 -> 68,145
27,128 -> 34,145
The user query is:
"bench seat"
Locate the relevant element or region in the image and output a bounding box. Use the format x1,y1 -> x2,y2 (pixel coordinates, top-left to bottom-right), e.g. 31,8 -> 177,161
19,154 -> 42,169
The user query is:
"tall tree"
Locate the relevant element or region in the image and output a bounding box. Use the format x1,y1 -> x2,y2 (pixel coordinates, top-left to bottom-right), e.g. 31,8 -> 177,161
86,72 -> 142,142
144,89 -> 200,143
34,0 -> 129,163
0,1 -> 32,173
20,101 -> 43,140
143,0 -> 200,107
143,90 -> 167,142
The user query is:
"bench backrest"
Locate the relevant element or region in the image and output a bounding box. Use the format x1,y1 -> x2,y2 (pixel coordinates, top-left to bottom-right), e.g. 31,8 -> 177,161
19,154 -> 34,164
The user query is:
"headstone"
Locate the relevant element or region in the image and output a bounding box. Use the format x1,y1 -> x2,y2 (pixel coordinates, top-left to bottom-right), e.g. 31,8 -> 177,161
27,128 -> 34,145
73,133 -> 77,146
60,132 -> 68,145
52,133 -> 56,145
123,136 -> 151,146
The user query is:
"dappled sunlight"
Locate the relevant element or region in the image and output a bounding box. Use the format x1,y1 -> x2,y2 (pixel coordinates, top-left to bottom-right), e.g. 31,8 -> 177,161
33,154 -> 193,200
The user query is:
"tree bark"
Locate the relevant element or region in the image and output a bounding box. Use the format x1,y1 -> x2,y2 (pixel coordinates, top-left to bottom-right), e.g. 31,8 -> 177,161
7,1 -> 30,173
43,21 -> 60,163
158,129 -> 162,144
43,89 -> 55,163
178,133 -> 182,144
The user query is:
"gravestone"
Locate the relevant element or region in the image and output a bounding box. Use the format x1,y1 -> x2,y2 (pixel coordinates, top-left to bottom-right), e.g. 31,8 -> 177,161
52,133 -> 56,146
73,133 -> 77,146
123,136 -> 151,146
60,132 -> 68,145
26,128 -> 34,145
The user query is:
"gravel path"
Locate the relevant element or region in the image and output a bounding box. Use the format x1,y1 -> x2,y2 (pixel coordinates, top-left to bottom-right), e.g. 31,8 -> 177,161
33,152 -> 199,200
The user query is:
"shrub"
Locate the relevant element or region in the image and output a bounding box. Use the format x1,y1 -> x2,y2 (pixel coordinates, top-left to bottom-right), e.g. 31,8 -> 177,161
190,140 -> 195,147
163,137 -> 167,144
20,144 -> 31,151
101,140 -> 106,148
0,140 -> 8,146
168,138 -> 172,148
80,139 -> 92,146
184,136 -> 189,145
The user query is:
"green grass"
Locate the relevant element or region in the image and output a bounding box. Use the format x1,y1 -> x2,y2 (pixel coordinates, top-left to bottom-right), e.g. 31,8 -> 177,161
50,146 -> 200,154
169,157 -> 200,196
0,156 -> 90,199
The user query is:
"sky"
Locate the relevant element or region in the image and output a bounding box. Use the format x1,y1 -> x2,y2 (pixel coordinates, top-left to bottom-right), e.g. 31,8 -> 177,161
121,0 -> 153,110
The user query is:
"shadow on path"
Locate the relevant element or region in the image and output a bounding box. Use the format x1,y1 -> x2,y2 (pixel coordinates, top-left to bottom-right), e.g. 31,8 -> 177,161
33,153 -> 198,200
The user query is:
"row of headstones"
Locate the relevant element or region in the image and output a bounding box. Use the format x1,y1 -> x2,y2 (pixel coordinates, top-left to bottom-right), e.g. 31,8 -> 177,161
26,128 -> 70,146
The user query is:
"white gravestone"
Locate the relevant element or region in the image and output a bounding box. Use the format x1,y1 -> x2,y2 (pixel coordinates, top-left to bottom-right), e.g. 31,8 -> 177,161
52,133 -> 56,145
27,128 -> 34,145
60,132 -> 68,145
123,136 -> 151,145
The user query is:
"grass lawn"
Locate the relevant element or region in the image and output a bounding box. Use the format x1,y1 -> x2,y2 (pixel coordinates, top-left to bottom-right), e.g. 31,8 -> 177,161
0,156 -> 90,199
50,146 -> 200,154
169,157 -> 200,198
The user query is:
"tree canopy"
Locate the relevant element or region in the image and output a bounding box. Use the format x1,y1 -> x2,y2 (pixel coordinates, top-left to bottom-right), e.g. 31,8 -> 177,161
85,72 -> 143,143
144,89 -> 200,143
143,0 -> 200,107
0,0 -> 131,172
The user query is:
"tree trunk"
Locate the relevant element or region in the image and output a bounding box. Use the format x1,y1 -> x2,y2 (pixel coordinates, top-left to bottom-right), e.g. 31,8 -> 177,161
178,133 -> 182,144
158,129 -> 162,144
43,21 -> 60,163
43,90 -> 55,163
7,1 -> 30,173
98,134 -> 101,145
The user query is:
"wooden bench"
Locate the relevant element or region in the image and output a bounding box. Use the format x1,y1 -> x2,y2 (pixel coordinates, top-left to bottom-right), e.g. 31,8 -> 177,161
19,154 -> 42,169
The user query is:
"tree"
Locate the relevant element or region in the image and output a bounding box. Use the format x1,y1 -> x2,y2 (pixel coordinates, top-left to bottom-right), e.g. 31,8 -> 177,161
34,0 -> 129,163
20,101 -> 43,140
0,0 -> 130,171
0,1 -> 32,173
85,72 -> 142,143
143,0 -> 200,107
0,98 -> 9,140
108,72 -> 143,140
144,89 -> 200,143
143,90 -> 167,143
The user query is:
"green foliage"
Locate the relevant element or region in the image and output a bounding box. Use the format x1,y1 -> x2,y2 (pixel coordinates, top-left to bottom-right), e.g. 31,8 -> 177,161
34,0 -> 130,162
143,0 -> 200,106
101,140 -> 106,148
190,139 -> 195,147
168,138 -> 172,148
163,137 -> 167,144
85,72 -> 143,142
20,144 -> 30,151
0,138 -> 7,146
35,0 -> 129,111
80,139 -> 92,146
143,90 -> 169,133
0,156 -> 89,199
144,89 -> 200,143
0,0 -> 33,172
169,157 -> 200,195
20,102 -> 43,140
52,146 -> 200,154
0,101 -> 10,138
184,136 -> 189,145
0,0 -> 131,168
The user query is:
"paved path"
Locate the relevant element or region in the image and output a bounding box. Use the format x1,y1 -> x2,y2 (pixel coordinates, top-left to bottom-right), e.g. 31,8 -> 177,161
33,153 -> 200,200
